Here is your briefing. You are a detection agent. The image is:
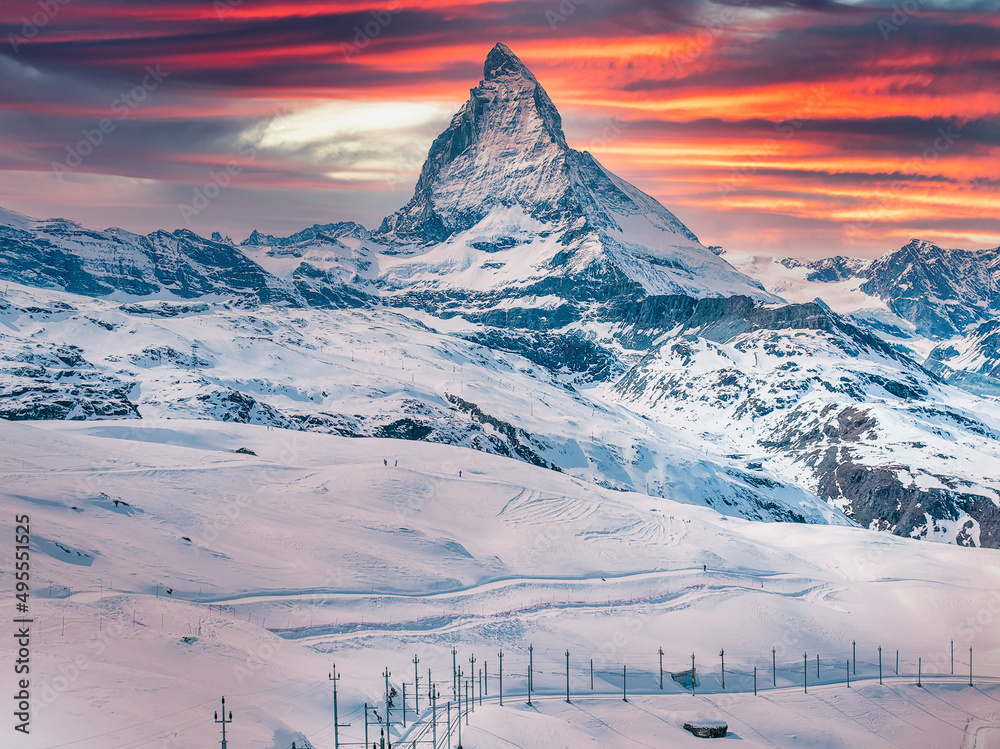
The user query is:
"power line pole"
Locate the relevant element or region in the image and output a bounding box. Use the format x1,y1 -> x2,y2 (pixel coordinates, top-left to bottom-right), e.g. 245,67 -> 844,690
772,647 -> 776,686
452,647 -> 458,701
658,648 -> 664,690
457,676 -> 463,749
214,696 -> 232,749
431,685 -> 439,749
498,649 -> 504,706
623,665 -> 627,702
528,644 -> 534,698
469,654 -> 476,710
691,653 -> 696,696
720,649 -> 725,689
565,650 -> 571,703
383,667 -> 392,726
413,655 -> 420,713
804,652 -> 808,694
527,659 -> 532,706
364,703 -> 369,748
328,665 -> 350,749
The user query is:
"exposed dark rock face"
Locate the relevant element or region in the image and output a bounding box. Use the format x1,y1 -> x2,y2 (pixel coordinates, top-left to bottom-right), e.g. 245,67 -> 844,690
683,721 -> 728,738
858,239 -> 1000,339
0,343 -> 139,420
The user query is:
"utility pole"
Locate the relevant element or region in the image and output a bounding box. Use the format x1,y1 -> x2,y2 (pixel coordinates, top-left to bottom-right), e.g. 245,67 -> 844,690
364,703 -> 369,748
328,665 -> 350,749
413,655 -> 420,713
918,657 -> 922,687
817,654 -> 820,680
971,646 -> 974,687
452,647 -> 458,701
431,686 -> 438,749
447,701 -> 452,748
804,652 -> 808,694
658,648 -> 664,689
527,660 -> 532,707
590,659 -> 594,690
402,683 -> 407,728
691,653 -> 696,696
528,644 -> 534,698
878,647 -> 882,685
565,650 -> 571,703
753,666 -> 757,696
383,667 -> 392,725
498,649 -> 504,706
623,665 -> 628,702
720,649 -> 725,689
847,660 -> 850,688
214,696 -> 232,749
469,654 -> 476,709
951,640 -> 954,675
484,660 -> 488,697
457,677 -> 463,749
852,640 -> 856,675
772,647 -> 776,686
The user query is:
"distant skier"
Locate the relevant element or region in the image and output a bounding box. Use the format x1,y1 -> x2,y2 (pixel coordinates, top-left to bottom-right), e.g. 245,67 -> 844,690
458,470 -> 462,477
394,460 -> 397,467
383,459 -> 387,466
703,564 -> 707,573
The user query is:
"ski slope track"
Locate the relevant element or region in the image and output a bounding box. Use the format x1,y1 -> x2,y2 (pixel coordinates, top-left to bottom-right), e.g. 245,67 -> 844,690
3,419 -> 1000,748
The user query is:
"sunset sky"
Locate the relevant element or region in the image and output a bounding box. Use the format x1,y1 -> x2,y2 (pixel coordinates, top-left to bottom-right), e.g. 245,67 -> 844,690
1,0 -> 998,257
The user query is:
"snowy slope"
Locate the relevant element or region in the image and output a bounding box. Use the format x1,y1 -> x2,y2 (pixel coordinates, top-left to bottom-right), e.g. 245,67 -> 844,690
609,299 -> 1000,546
3,418 -> 999,748
0,281 -> 838,525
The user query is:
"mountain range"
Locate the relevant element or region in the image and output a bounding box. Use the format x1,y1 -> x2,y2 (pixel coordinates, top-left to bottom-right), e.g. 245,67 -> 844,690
1,43 -> 998,548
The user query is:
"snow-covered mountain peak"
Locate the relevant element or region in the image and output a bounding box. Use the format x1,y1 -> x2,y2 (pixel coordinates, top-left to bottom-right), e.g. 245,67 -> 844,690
375,43 -> 775,301
483,42 -> 536,83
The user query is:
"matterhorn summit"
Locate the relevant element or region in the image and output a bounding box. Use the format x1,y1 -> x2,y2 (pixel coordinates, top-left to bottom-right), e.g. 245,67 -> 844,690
376,43 -> 774,302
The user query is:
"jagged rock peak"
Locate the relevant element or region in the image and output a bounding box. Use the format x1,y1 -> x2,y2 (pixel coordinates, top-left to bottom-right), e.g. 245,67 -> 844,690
484,42 -> 537,84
